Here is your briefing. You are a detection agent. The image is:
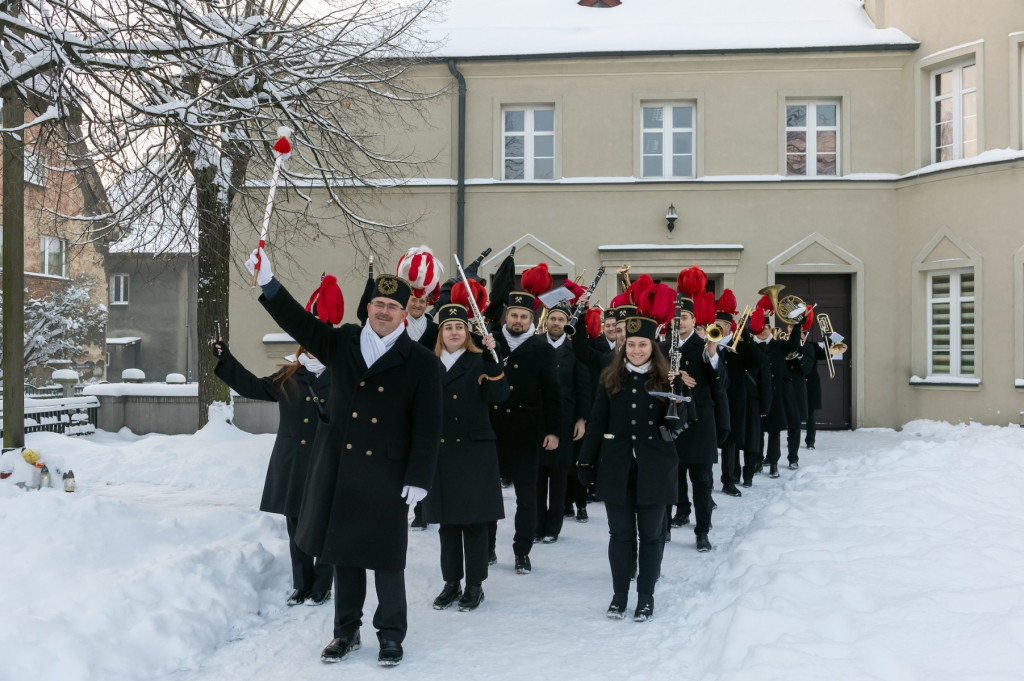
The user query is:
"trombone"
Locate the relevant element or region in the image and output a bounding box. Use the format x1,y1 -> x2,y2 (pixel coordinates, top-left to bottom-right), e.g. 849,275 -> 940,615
729,305 -> 753,351
816,312 -> 849,379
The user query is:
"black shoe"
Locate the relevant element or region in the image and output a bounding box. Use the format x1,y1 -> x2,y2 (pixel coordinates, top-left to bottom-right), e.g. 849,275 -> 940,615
696,533 -> 712,552
755,463 -> 764,475
533,535 -> 543,544
741,478 -> 753,488
514,554 -> 532,575
488,549 -> 498,566
457,584 -> 484,612
722,484 -> 742,497
769,463 -> 780,478
432,581 -> 462,610
306,589 -> 331,606
606,593 -> 627,619
321,630 -> 361,663
670,513 -> 690,528
633,593 -> 654,622
500,477 -> 512,489
806,442 -> 815,450
711,500 -> 718,511
377,634 -> 403,667
576,509 -> 589,523
564,508 -> 575,518
286,589 -> 309,606
789,461 -> 799,469
542,534 -> 558,544
410,518 -> 428,531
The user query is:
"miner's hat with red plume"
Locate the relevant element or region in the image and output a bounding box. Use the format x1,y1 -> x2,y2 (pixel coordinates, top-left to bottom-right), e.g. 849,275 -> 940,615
586,307 -> 604,338
305,274 -> 344,325
638,283 -> 677,328
396,245 -> 444,300
750,294 -> 774,335
451,278 -> 488,318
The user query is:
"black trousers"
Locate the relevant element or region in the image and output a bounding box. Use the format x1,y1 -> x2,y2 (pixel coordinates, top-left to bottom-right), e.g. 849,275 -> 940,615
565,473 -> 588,513
439,523 -> 489,586
605,465 -> 665,596
720,443 -> 740,486
489,460 -> 539,558
805,409 -> 818,447
786,427 -> 801,463
676,464 -> 713,535
762,428 -> 782,466
286,516 -> 333,593
333,566 -> 406,643
536,465 -> 569,538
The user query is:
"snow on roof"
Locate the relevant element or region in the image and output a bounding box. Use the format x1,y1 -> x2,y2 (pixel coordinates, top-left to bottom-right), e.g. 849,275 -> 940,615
106,337 -> 142,345
421,0 -> 917,59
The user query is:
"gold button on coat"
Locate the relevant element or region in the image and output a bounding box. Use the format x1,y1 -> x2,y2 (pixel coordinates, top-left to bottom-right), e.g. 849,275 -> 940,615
305,396 -> 311,401
371,418 -> 378,424
366,450 -> 373,456
352,412 -> 358,418
346,444 -> 352,450
303,418 -> 309,423
378,386 -> 384,392
300,439 -> 306,445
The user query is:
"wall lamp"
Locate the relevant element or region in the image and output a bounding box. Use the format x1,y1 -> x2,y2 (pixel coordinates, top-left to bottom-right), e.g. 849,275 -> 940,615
665,204 -> 678,233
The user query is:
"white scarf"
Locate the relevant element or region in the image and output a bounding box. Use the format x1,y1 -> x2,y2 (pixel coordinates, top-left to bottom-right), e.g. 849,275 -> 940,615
440,348 -> 467,371
406,314 -> 427,341
297,353 -> 326,377
502,324 -> 535,353
626,360 -> 651,374
606,337 -> 617,351
546,332 -> 566,349
360,323 -> 405,368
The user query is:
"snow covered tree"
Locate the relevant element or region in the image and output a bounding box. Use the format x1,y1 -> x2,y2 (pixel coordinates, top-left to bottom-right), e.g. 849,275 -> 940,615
0,275 -> 107,383
2,0 -> 443,426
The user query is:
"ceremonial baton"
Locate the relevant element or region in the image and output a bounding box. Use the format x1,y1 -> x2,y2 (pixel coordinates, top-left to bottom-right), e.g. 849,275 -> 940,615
251,127 -> 293,286
454,255 -> 500,363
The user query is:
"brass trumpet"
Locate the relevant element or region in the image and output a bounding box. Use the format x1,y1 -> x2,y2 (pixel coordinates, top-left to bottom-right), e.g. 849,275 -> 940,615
730,305 -> 753,351
705,323 -> 724,343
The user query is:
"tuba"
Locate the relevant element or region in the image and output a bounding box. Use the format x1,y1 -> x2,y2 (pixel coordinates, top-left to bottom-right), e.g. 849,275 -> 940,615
758,283 -> 809,327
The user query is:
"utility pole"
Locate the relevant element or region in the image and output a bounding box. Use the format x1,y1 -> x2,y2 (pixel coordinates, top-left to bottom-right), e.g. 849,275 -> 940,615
2,0 -> 26,449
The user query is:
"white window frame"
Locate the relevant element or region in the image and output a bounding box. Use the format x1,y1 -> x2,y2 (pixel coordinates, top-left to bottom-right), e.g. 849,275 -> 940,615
110,274 -> 129,305
40,236 -> 67,277
24,149 -> 46,186
926,268 -> 975,377
639,101 -> 695,179
501,105 -> 556,181
931,60 -> 977,163
785,100 -> 840,177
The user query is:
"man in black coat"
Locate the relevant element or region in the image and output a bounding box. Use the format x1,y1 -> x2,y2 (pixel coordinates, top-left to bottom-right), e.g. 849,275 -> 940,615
535,302 -> 592,542
751,319 -> 801,478
246,250 -> 442,668
488,291 -> 562,575
661,296 -> 726,553
804,340 -> 826,449
405,290 -> 440,530
713,312 -> 760,498
784,326 -> 816,469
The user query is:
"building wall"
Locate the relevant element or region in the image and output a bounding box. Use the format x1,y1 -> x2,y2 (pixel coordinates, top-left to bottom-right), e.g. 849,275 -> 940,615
227,6 -> 1024,428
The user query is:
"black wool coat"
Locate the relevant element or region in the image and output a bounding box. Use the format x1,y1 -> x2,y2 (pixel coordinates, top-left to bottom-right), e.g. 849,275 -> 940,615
214,352 -> 329,518
717,337 -> 761,448
743,342 -> 773,452
422,351 -> 509,525
660,333 -> 727,466
805,342 -> 826,412
490,332 -> 563,478
579,371 -> 678,507
411,318 -> 439,352
754,332 -> 801,432
542,337 -> 593,468
260,284 -> 442,571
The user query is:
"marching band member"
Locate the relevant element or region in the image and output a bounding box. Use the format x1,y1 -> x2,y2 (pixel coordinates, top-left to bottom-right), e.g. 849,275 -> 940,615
212,275 -> 343,608
246,249 -> 442,668
424,292 -> 509,612
488,273 -> 562,575
578,314 -> 676,622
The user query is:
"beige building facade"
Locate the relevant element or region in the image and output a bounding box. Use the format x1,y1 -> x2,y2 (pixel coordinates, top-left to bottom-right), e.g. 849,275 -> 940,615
229,0 -> 1024,429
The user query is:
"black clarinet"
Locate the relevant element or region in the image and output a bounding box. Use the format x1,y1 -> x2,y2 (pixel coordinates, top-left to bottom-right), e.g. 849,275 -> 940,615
564,267 -> 606,336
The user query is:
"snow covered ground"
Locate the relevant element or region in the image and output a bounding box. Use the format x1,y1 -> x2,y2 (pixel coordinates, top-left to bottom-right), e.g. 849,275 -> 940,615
2,413 -> 1023,681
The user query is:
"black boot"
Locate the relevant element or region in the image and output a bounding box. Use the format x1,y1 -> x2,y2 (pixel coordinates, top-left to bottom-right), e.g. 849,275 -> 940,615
432,581 -> 462,610
286,589 -> 309,606
306,589 -> 331,606
576,508 -> 589,523
696,533 -> 712,552
514,554 -> 532,575
457,583 -> 485,612
377,632 -> 403,667
670,512 -> 690,528
633,593 -> 654,622
606,593 -> 627,619
488,549 -> 498,566
722,483 -> 742,497
321,630 -> 361,663
769,463 -> 780,478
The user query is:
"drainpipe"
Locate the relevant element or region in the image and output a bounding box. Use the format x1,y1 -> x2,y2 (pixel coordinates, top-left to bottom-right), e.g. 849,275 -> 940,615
447,59 -> 467,262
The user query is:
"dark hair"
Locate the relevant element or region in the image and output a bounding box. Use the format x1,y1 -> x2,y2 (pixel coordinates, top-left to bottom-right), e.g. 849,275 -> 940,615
273,346 -> 306,384
600,343 -> 670,396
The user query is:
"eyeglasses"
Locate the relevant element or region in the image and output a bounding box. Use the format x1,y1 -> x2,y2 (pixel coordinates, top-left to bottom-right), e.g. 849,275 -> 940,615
370,300 -> 404,313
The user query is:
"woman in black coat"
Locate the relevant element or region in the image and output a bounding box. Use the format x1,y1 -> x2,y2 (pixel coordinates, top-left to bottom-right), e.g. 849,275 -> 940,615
578,315 -> 677,623
213,340 -> 334,607
422,302 -> 509,612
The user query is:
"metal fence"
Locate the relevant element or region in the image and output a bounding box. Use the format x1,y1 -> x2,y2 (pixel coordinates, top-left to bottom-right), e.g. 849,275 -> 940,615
24,384 -> 86,397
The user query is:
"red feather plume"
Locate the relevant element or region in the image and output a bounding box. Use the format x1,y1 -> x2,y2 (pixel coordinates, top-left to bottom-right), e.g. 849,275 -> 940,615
716,289 -> 738,316
610,292 -> 630,308
638,283 -> 676,327
451,279 -> 489,319
564,279 -> 586,306
585,307 -> 603,339
750,294 -> 774,335
521,263 -> 553,311
677,265 -> 707,298
626,274 -> 655,305
305,274 -> 344,325
802,304 -> 816,332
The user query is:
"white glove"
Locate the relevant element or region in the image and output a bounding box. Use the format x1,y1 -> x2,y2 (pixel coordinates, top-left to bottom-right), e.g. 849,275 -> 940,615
401,485 -> 427,506
245,247 -> 274,286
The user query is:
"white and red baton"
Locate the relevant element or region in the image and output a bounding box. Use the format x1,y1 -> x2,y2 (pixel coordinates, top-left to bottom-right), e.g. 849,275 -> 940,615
251,126 -> 293,286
